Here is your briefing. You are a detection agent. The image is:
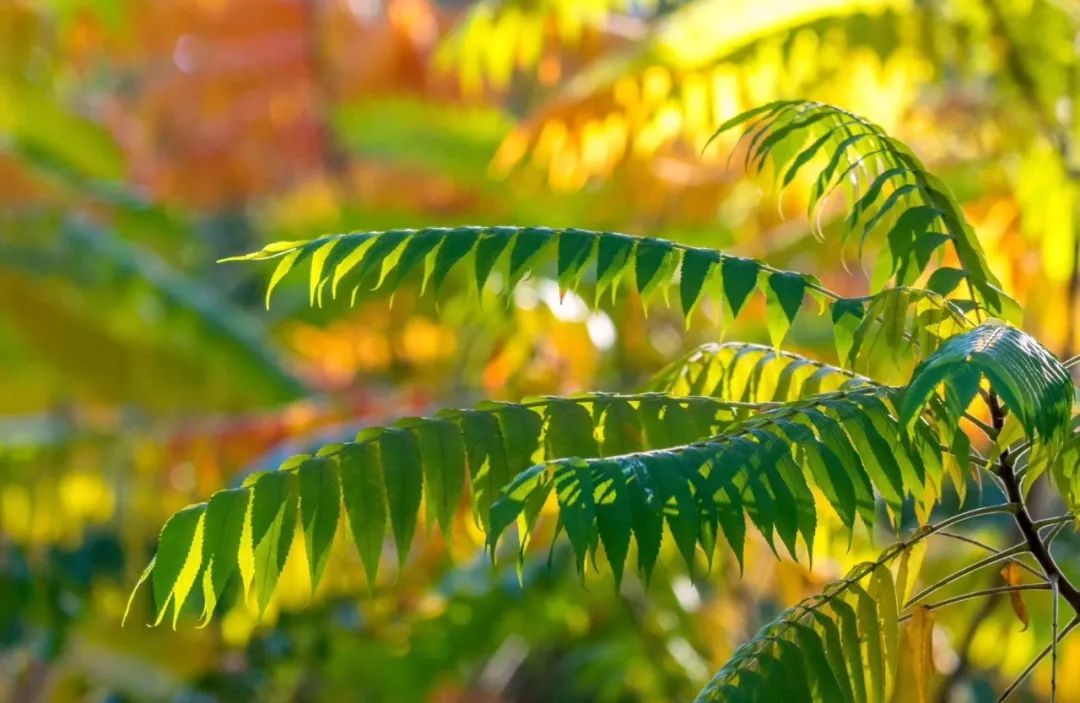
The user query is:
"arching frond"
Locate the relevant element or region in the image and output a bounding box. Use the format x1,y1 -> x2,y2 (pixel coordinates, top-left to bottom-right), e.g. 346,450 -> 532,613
128,392 -> 758,624
648,342 -> 867,403
901,323 -> 1074,446
694,543 -> 922,702
489,387 -> 947,582
834,287 -> 977,371
715,101 -> 1014,317
227,226 -> 827,343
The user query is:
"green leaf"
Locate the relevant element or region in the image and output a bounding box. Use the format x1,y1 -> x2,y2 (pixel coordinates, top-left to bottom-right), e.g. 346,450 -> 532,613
431,229 -> 476,291
557,228 -> 596,292
831,299 -> 865,365
854,583 -> 885,702
810,610 -> 855,703
493,403 -> 544,473
764,272 -> 805,347
508,226 -> 553,286
151,504 -> 204,624
199,488 -> 248,621
832,599 -> 868,703
459,409 -> 510,532
598,396 -> 643,455
721,257 -> 760,317
554,460 -> 596,576
634,238 -> 675,303
648,451 -> 700,572
474,227 -> 514,293
307,239 -> 339,306
380,230 -> 443,294
265,249 -> 305,309
595,232 -> 635,302
793,623 -> 846,702
488,463 -> 549,551
901,323 -> 1073,444
342,231 -> 410,303
593,460 -> 632,587
925,267 -> 966,297
627,460 -> 664,582
298,456 -> 341,590
719,99 -> 1014,317
378,428 -> 423,566
544,398 -> 599,458
870,566 -> 899,689
680,248 -> 715,319
410,419 -> 466,538
339,442 -> 387,586
251,472 -> 297,612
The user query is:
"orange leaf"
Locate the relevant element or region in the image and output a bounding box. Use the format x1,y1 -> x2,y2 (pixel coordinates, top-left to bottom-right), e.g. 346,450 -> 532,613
1000,561 -> 1030,631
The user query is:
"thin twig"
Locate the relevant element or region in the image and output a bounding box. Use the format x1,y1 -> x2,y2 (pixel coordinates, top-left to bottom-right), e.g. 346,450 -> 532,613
906,543 -> 1029,608
1046,522 -> 1070,548
936,532 -> 1044,580
900,584 -> 1051,622
996,616 -> 1080,702
1052,575 -> 1060,703
1033,515 -> 1075,531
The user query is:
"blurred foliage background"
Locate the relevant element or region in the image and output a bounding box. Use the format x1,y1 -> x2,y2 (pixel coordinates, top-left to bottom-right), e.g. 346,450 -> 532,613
2,0 -> 1080,701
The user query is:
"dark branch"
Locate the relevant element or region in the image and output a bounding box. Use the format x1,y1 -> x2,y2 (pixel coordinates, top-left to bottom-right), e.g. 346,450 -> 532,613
989,393 -> 1080,613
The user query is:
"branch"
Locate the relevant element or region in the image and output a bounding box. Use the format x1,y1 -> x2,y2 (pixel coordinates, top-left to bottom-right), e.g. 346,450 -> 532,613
989,392 -> 1080,613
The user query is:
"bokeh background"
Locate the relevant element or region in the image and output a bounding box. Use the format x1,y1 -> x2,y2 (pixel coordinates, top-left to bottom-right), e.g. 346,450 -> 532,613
2,0 -> 1080,701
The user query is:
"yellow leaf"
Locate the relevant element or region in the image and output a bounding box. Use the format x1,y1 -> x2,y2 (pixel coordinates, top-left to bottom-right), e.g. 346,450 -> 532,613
907,605 -> 935,703
894,541 -> 927,604
1000,561 -> 1030,631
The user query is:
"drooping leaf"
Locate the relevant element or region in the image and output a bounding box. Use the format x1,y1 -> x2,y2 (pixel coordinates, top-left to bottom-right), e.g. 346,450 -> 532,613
1000,561 -> 1030,631
378,428 -> 424,566
298,456 -> 341,591
198,488 -> 248,622
339,442 -> 388,586
151,504 -> 204,624
409,418 -> 467,538
763,272 -> 806,347
721,257 -> 760,317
